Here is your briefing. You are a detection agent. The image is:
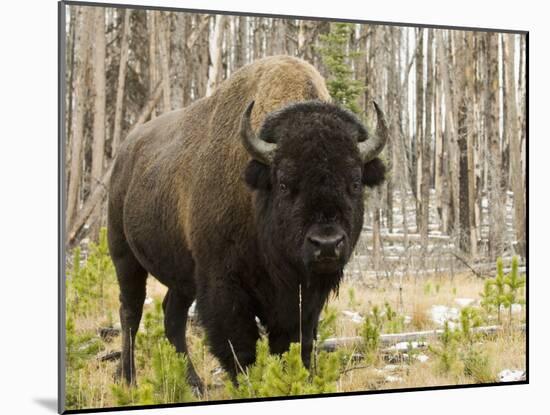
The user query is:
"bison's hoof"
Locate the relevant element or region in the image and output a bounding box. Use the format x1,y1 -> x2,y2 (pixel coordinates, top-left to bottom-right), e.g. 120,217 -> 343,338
113,362 -> 137,386
189,376 -> 205,397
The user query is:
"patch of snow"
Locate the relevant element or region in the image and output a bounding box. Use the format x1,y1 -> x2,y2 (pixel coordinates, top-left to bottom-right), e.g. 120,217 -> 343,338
499,369 -> 525,382
430,305 -> 459,326
342,310 -> 364,324
385,375 -> 403,382
415,354 -> 429,363
454,298 -> 475,308
498,303 -> 523,314
387,341 -> 427,352
144,297 -> 153,305
383,364 -> 399,371
403,315 -> 412,325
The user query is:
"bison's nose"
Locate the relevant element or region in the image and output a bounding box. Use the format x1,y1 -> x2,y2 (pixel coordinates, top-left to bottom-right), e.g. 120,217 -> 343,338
307,232 -> 345,260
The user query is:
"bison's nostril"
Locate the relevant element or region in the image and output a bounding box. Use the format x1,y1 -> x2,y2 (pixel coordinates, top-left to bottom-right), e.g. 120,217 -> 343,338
308,233 -> 345,259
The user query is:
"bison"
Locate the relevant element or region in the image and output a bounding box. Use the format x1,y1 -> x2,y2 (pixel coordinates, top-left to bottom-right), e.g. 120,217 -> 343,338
108,55 -> 387,391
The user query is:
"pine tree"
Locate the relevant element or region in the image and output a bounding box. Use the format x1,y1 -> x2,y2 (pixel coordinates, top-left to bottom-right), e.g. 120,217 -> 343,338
318,23 -> 363,114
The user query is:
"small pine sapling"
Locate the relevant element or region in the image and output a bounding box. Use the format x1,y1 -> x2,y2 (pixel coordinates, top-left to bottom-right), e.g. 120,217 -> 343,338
492,257 -> 509,323
423,281 -> 432,296
317,304 -> 338,344
112,339 -> 194,406
359,312 -> 381,363
383,302 -> 405,333
347,286 -> 357,309
461,346 -> 495,383
136,299 -> 165,369
479,279 -> 496,316
226,338 -> 341,398
429,321 -> 462,376
504,256 -> 526,322
459,306 -> 483,344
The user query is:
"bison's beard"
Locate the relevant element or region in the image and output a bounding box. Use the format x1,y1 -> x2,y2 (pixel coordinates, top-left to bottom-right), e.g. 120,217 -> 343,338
307,257 -> 346,275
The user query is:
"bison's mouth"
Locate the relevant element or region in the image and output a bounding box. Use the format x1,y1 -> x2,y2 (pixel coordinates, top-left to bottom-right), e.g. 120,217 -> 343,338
308,258 -> 343,275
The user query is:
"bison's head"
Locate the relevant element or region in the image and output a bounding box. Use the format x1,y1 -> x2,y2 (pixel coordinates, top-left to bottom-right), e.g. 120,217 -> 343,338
242,100 -> 387,281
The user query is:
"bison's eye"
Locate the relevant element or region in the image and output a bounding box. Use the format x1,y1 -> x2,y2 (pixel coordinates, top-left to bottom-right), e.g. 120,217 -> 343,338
351,180 -> 362,194
279,182 -> 289,193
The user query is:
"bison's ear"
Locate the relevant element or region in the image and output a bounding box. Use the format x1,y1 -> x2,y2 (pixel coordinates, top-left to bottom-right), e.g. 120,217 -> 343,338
362,157 -> 386,188
244,160 -> 271,191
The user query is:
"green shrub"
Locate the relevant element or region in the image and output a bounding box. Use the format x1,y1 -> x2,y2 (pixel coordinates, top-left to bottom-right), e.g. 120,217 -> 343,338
479,256 -> 525,323
65,315 -> 104,408
423,281 -> 432,296
347,287 -> 357,309
430,312 -> 495,383
112,339 -> 194,406
429,321 -> 462,376
459,307 -> 483,344
226,338 -> 340,398
462,347 -> 494,383
359,312 -> 381,363
318,304 -> 338,344
136,299 -> 165,369
383,302 -> 405,333
67,228 -> 116,317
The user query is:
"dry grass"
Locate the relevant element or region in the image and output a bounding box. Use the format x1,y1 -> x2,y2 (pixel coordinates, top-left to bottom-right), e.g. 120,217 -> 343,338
66,271 -> 526,410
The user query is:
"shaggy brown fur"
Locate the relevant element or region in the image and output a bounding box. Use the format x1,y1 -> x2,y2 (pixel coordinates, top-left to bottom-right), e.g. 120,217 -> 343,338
107,56 -> 385,391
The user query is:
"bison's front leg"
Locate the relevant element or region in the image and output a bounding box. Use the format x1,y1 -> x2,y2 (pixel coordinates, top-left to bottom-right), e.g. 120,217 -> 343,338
197,281 -> 260,381
268,323 -> 316,369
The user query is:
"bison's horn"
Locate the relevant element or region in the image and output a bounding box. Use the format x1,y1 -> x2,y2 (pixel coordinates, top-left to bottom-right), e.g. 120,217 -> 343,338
240,101 -> 277,165
358,101 -> 389,164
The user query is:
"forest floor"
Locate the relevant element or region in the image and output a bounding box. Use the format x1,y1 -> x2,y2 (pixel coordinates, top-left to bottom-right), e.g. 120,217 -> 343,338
65,235 -> 526,411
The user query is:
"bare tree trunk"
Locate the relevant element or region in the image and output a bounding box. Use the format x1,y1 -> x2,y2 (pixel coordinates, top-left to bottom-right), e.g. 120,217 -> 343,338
504,35 -> 526,258
486,32 -> 504,259
297,20 -> 318,63
198,23 -> 209,99
385,28 -> 395,234
434,59 -> 445,231
253,17 -> 263,60
397,28 -> 410,252
235,16 -> 248,68
148,11 -> 158,117
420,29 -> 433,249
89,7 -> 107,239
111,9 -> 131,155
285,20 -> 298,56
206,15 -> 227,96
372,190 -> 382,271
158,12 -> 172,112
65,6 -> 77,158
414,29 -> 424,233
273,19 -> 286,55
457,32 -> 474,254
436,30 -> 457,235
355,25 -> 368,113
66,8 -> 92,231
224,17 -> 234,76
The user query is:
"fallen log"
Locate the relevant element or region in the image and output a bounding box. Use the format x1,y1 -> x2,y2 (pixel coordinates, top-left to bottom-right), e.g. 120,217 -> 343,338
377,233 -> 451,243
98,350 -> 121,362
321,324 -> 526,352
